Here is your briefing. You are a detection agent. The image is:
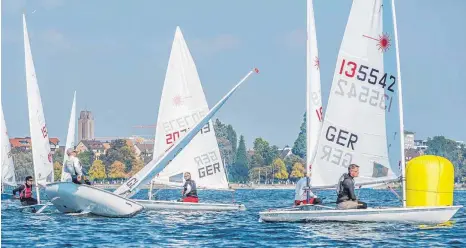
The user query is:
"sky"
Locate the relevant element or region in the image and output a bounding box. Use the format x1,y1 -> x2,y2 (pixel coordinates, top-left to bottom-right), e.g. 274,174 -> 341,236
1,0 -> 466,148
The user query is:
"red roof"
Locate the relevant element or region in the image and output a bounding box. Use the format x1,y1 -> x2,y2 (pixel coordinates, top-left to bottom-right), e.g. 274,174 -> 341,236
10,137 -> 60,148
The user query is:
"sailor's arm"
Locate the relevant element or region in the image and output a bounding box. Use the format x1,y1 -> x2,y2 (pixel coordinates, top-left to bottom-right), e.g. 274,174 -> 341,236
184,184 -> 192,195
74,158 -> 83,176
12,185 -> 24,196
344,180 -> 357,200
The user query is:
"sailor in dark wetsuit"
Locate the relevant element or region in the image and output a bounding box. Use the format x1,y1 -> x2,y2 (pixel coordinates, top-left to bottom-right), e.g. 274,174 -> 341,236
181,172 -> 199,203
336,164 -> 367,210
12,176 -> 38,206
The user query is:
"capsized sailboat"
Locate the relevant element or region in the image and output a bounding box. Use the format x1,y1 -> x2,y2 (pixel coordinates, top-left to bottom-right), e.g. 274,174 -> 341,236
1,103 -> 17,198
259,0 -> 462,224
44,68 -> 258,217
135,27 -> 245,211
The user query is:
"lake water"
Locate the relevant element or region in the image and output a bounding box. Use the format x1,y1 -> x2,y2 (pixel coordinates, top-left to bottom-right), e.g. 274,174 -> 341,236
1,189 -> 465,247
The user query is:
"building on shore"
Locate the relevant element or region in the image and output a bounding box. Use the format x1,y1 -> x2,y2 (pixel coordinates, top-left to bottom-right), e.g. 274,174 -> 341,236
78,110 -> 95,142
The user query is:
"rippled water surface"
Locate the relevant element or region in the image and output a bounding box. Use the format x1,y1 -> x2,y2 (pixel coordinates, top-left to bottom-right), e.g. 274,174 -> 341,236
2,189 -> 465,247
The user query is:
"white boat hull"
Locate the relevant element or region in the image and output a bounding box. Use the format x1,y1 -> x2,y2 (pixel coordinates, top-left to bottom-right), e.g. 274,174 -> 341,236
135,200 -> 246,211
259,205 -> 462,224
44,182 -> 144,217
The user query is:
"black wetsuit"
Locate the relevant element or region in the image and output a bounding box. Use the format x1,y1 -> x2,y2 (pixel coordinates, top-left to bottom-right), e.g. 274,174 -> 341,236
12,184 -> 38,206
183,179 -> 198,198
336,173 -> 367,209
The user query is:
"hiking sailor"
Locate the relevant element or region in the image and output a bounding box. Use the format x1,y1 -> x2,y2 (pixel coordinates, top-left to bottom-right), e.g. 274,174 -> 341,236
336,164 -> 367,209
180,172 -> 199,203
12,176 -> 38,206
294,174 -> 322,206
63,148 -> 90,185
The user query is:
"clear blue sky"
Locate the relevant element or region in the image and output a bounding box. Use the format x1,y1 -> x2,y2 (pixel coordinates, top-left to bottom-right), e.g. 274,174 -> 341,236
2,0 -> 465,148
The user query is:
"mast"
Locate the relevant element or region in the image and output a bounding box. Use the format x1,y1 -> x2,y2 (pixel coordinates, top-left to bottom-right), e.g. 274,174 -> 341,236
391,0 -> 407,207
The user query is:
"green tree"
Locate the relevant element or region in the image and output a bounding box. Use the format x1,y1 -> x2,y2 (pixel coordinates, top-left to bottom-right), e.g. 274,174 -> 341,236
53,149 -> 64,165
272,158 -> 288,180
101,139 -> 137,173
226,124 -> 237,162
77,151 -> 94,173
128,158 -> 144,177
53,161 -> 62,182
284,154 -> 306,175
88,160 -> 106,180
231,135 -> 249,182
292,112 -> 307,159
214,119 -> 237,166
11,148 -> 34,181
425,136 -> 466,182
290,162 -> 305,180
108,161 -> 127,179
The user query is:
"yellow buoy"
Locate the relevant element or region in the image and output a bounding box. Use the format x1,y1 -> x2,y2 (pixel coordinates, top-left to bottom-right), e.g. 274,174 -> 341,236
406,155 -> 454,207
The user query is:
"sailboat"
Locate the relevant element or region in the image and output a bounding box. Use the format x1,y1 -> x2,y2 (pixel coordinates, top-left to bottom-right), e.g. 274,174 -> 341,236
304,0 -> 324,201
22,14 -> 55,211
61,91 -> 76,182
1,103 -> 17,198
134,27 -> 245,211
44,68 -> 258,217
259,0 -> 462,224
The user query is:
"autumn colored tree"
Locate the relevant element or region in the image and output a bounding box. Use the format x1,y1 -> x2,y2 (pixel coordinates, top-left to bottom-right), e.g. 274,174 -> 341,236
128,159 -> 144,177
88,160 -> 106,180
53,161 -> 62,182
272,158 -> 289,180
290,162 -> 305,180
108,161 -> 127,179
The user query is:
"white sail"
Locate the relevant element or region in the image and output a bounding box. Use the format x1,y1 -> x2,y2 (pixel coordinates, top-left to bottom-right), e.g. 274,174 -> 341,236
1,104 -> 17,187
113,69 -> 258,197
23,14 -> 54,187
151,27 -> 228,190
306,0 -> 324,174
311,0 -> 401,187
61,91 -> 76,181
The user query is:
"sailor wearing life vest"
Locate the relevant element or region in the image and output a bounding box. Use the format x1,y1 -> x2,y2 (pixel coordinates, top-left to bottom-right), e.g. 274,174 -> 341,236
12,176 -> 38,206
181,172 -> 199,203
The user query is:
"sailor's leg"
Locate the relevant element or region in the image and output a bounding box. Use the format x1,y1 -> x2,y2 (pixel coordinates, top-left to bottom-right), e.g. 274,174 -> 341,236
337,201 -> 358,210
357,201 -> 367,209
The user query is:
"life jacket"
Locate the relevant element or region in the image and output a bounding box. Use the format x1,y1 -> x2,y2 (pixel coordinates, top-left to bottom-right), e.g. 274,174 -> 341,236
183,179 -> 198,197
20,184 -> 32,199
336,173 -> 355,203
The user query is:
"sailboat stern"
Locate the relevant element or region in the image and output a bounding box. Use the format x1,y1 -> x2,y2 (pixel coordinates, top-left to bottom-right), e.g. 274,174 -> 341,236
44,182 -> 144,217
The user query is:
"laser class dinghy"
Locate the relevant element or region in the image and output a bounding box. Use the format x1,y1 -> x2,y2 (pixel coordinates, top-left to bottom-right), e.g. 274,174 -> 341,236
134,27 -> 245,211
45,67 -> 258,217
259,0 -> 462,224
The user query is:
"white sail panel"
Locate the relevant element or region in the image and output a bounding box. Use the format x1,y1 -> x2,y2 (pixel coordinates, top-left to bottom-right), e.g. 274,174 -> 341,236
152,27 -> 228,189
306,0 -> 324,174
23,14 -> 54,185
61,91 -> 76,181
311,0 -> 401,187
1,104 -> 17,186
113,69 -> 257,197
